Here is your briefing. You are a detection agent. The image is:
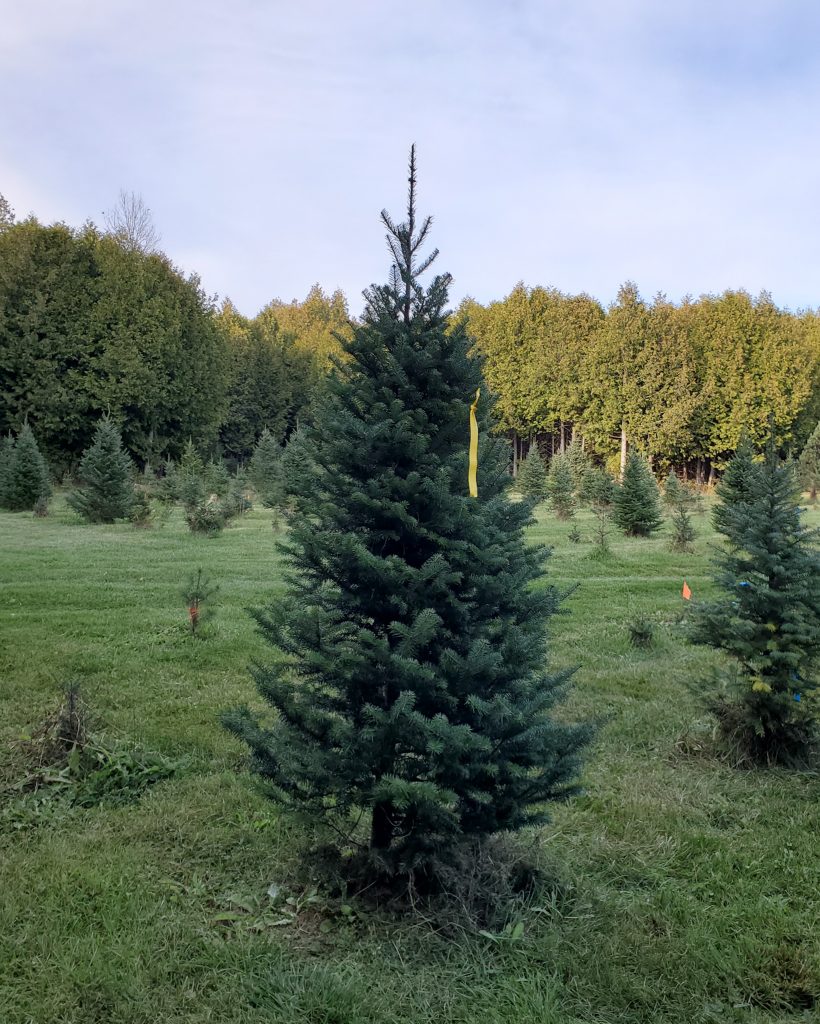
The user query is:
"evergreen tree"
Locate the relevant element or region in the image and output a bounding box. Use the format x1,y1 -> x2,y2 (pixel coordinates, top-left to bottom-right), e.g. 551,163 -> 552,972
547,453 -> 576,519
612,452 -> 663,536
581,466 -> 616,508
690,438 -> 820,763
565,440 -> 591,493
663,470 -> 684,508
224,150 -> 590,878
68,417 -> 135,523
713,437 -> 758,537
670,503 -> 696,552
248,428 -> 284,507
3,423 -> 51,511
797,421 -> 820,503
516,444 -> 548,501
176,440 -> 207,509
0,431 -> 15,507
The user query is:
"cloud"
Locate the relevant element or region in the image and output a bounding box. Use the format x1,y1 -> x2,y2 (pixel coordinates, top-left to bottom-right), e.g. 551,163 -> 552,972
2,0 -> 819,315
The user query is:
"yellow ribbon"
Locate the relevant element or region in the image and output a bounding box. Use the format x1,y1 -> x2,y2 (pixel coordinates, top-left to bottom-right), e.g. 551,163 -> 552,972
468,388 -> 480,498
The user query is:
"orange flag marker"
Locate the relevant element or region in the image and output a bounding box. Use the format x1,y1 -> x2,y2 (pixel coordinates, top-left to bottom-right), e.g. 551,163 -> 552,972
682,580 -> 692,601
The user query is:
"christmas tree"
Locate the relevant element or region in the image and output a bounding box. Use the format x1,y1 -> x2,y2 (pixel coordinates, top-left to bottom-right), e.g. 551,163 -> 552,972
581,466 -> 616,509
2,423 -> 51,511
225,149 -> 590,879
249,428 -> 284,507
68,417 -> 135,523
798,421 -> 820,504
0,432 -> 15,508
663,470 -> 684,508
713,436 -> 758,537
565,440 -> 591,493
612,452 -> 662,537
547,453 -> 576,519
690,437 -> 820,764
516,444 -> 548,501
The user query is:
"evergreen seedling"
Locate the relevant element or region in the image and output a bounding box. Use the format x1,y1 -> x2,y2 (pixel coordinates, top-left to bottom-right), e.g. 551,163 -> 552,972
224,149 -> 591,880
182,568 -> 218,636
613,452 -> 663,537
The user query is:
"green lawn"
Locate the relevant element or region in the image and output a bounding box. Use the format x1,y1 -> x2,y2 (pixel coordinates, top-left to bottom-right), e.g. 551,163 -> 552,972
1,498 -> 818,1024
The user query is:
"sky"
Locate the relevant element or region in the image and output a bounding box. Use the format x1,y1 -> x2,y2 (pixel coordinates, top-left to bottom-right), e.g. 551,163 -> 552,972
3,0 -> 820,318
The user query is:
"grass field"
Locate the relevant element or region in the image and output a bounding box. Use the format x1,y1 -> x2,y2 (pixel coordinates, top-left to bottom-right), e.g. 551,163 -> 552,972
1,497 -> 818,1024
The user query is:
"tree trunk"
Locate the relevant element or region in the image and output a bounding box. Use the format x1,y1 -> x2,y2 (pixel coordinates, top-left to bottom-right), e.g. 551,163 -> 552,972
570,423 -> 577,446
619,423 -> 628,479
696,459 -> 704,485
559,421 -> 566,454
370,801 -> 394,850
512,433 -> 518,476
707,463 -> 716,486
682,463 -> 689,482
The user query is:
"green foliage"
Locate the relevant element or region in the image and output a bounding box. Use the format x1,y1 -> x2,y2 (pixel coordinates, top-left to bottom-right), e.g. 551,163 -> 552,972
516,444 -> 548,500
185,501 -> 225,537
797,420 -> 820,502
612,453 -> 663,537
224,152 -> 590,879
568,523 -> 582,544
67,417 -> 135,523
1,423 -> 51,511
565,440 -> 591,491
690,439 -> 820,764
580,465 -> 616,508
712,437 -> 757,537
202,460 -> 231,497
248,429 -> 284,507
222,476 -> 253,520
547,454 -> 576,519
663,470 -> 684,508
217,304 -> 314,462
0,431 -> 15,506
0,220 -> 227,468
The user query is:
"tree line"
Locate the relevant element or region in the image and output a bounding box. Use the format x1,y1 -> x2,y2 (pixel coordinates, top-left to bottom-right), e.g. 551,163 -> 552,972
458,282 -> 820,481
1,196 -> 818,481
0,200 -> 348,474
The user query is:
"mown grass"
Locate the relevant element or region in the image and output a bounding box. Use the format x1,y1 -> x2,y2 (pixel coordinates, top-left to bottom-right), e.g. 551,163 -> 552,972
1,497 -> 818,1024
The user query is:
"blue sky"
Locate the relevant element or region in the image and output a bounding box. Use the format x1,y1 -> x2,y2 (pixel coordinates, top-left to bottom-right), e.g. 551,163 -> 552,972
3,1 -> 820,317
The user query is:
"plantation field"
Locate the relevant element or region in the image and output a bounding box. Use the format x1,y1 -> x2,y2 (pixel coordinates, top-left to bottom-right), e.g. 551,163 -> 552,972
1,498 -> 818,1024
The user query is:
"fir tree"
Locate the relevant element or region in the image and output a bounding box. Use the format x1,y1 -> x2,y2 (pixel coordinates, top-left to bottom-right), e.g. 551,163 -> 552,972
670,503 -> 696,552
176,440 -> 207,509
713,437 -> 758,537
249,428 -> 284,507
516,444 -> 548,501
690,437 -> 820,764
581,466 -> 616,509
565,440 -> 591,493
224,149 -> 590,878
663,470 -> 684,508
797,421 -> 820,503
67,417 -> 135,523
3,423 -> 51,511
0,431 -> 15,508
547,453 -> 576,519
612,452 -> 663,537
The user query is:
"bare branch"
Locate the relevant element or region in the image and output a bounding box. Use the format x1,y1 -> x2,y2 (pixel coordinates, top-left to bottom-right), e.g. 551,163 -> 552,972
103,190 -> 161,254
